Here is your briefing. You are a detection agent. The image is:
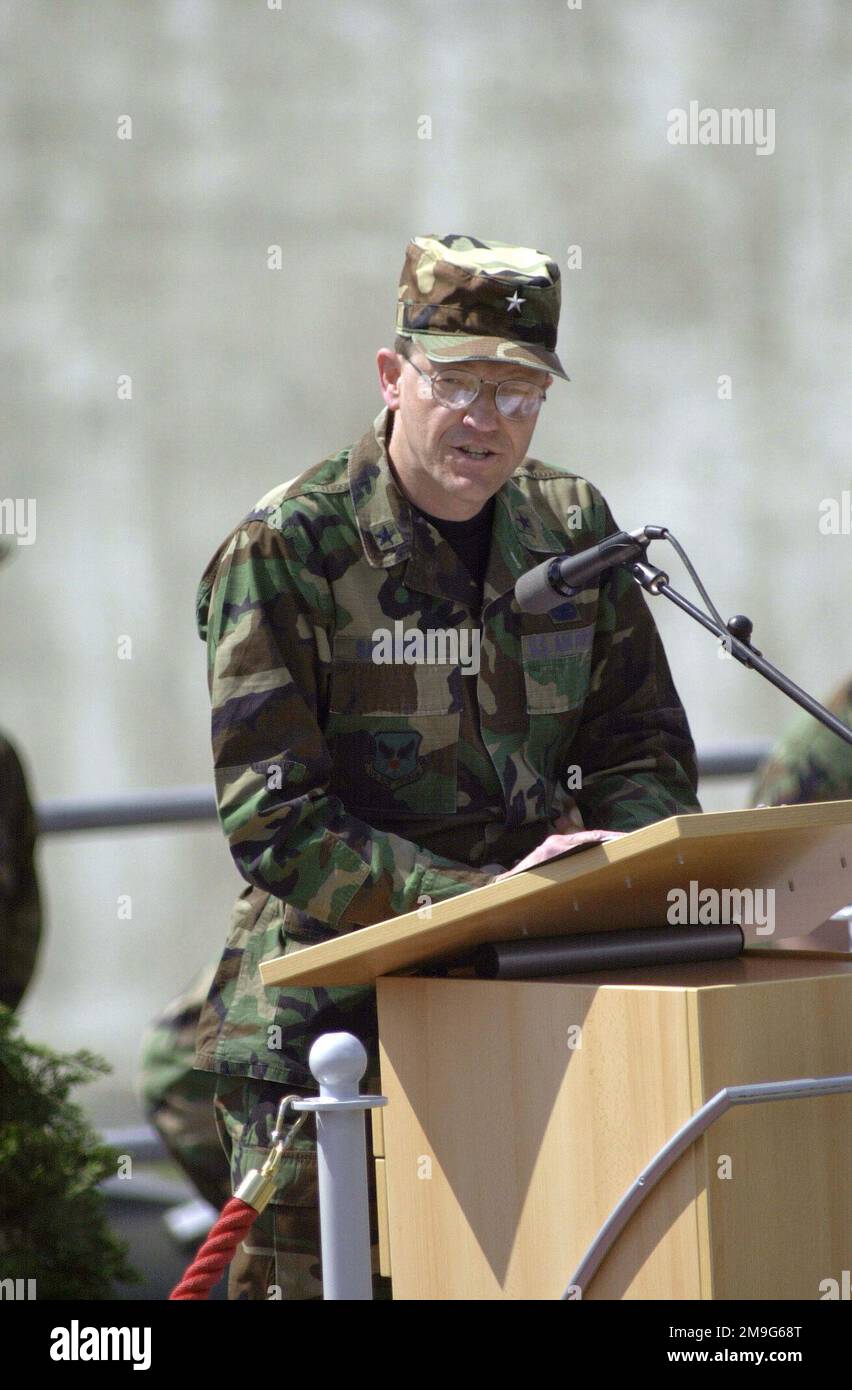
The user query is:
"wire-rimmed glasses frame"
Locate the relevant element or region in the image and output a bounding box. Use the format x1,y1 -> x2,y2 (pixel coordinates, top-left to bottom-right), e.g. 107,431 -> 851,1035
403,356 -> 549,421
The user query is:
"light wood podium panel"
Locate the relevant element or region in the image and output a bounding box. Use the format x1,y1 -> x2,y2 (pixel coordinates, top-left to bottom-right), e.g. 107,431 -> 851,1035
376,954 -> 852,1299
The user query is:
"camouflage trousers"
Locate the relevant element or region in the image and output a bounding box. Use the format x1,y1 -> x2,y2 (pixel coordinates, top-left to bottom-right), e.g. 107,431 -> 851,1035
213,1074 -> 393,1301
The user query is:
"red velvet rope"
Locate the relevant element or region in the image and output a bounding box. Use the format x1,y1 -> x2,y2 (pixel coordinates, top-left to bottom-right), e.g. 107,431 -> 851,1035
169,1196 -> 257,1300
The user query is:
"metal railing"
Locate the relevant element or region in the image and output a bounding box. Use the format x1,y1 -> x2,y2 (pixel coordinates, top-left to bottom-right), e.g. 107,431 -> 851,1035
36,743 -> 770,835
563,1072 -> 852,1298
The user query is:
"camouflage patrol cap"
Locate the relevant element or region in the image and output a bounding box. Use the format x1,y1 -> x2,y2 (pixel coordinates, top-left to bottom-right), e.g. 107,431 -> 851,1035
395,233 -> 569,380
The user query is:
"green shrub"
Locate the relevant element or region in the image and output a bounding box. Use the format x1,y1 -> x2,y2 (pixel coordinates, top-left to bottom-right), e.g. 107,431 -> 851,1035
0,1006 -> 139,1298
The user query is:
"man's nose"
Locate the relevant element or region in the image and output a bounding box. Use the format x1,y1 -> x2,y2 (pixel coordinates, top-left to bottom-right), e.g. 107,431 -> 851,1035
461,383 -> 501,429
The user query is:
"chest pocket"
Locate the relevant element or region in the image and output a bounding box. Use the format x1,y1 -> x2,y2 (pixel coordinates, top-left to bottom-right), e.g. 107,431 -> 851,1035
326,639 -> 460,817
521,623 -> 596,714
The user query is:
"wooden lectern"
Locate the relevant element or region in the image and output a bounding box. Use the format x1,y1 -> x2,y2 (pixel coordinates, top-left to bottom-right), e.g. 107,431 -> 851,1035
261,802 -> 852,1300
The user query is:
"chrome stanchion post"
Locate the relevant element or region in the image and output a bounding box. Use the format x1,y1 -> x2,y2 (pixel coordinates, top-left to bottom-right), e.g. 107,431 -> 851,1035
292,1032 -> 388,1300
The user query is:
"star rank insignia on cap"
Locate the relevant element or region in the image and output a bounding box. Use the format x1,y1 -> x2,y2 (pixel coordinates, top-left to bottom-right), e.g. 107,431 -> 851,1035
505,291 -> 526,312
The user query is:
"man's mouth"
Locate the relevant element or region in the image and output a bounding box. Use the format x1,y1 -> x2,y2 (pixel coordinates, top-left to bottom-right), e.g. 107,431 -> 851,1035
453,445 -> 496,460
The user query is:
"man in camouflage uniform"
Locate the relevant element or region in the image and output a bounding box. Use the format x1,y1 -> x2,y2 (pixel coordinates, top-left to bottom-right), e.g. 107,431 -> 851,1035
193,234 -> 702,1299
751,676 -> 852,807
0,734 -> 42,1012
0,542 -> 43,1013
750,675 -> 852,953
137,960 -> 230,1213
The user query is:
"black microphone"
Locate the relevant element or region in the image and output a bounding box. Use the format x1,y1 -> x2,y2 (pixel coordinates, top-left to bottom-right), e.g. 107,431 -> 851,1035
515,527 -> 655,614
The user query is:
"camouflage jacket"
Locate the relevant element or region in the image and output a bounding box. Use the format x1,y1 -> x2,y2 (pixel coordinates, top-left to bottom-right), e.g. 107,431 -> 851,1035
751,676 -> 852,807
194,406 -> 701,1085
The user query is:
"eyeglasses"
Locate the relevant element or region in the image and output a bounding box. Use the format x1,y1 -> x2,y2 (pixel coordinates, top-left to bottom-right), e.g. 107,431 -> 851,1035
404,357 -> 548,421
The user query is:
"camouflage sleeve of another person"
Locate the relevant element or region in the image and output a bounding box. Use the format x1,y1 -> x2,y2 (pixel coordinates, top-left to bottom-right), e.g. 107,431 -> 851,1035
567,495 -> 702,832
0,734 -> 42,1010
203,519 -> 494,931
750,676 -> 852,807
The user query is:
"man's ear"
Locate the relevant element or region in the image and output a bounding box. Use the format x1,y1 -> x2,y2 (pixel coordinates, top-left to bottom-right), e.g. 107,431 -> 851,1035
376,347 -> 404,410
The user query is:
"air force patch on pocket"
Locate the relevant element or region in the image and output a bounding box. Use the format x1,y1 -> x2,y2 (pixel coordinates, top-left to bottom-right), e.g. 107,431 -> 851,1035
366,730 -> 423,787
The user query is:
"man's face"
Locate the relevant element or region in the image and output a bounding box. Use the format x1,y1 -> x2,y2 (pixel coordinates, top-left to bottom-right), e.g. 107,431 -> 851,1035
377,343 -> 552,521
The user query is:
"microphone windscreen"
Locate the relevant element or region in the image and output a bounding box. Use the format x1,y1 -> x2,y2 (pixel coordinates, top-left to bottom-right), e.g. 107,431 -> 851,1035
514,559 -> 565,614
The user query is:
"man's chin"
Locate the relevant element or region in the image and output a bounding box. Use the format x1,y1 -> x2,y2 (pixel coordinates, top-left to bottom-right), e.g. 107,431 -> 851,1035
443,472 -> 494,503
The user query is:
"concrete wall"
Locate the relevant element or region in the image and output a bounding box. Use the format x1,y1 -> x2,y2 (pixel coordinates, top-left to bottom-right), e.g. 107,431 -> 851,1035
3,0 -> 849,1123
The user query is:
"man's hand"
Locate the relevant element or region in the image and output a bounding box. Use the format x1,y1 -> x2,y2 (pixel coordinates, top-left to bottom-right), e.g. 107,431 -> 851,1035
493,824 -> 625,881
